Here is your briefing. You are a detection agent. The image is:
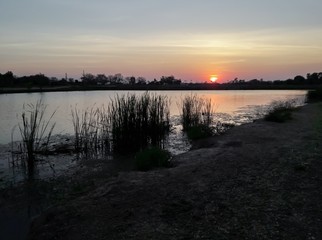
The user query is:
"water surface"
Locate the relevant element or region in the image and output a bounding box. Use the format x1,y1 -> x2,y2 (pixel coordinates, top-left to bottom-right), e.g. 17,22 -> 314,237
0,90 -> 307,144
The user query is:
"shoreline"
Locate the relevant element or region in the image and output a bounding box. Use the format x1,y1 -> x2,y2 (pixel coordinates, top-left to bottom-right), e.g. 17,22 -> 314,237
1,102 -> 321,239
25,102 -> 322,239
0,84 -> 318,95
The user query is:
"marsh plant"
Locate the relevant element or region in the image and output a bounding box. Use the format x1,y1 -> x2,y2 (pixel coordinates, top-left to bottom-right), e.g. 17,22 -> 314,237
17,100 -> 56,177
71,106 -> 109,155
108,93 -> 170,153
180,94 -> 217,139
264,99 -> 298,123
70,92 -> 170,155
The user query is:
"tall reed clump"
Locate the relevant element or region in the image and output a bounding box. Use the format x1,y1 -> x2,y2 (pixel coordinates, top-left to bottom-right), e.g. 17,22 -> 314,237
109,92 -> 170,154
180,94 -> 215,140
18,100 -> 56,177
71,106 -> 110,155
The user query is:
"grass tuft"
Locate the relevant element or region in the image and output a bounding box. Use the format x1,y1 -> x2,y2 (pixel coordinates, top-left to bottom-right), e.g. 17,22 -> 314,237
264,100 -> 297,123
135,147 -> 171,171
180,94 -> 218,139
71,105 -> 110,155
17,99 -> 56,178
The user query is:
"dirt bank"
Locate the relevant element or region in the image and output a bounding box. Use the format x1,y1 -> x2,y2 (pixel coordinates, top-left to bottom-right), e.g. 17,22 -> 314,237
28,103 -> 322,239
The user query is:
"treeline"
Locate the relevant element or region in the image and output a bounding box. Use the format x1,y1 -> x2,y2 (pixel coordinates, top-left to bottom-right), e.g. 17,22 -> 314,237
0,71 -> 51,87
226,72 -> 322,86
0,71 -> 182,88
1,71 -> 322,89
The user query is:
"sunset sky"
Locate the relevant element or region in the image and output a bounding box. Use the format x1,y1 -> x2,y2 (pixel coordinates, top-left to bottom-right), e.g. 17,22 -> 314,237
1,0 -> 322,82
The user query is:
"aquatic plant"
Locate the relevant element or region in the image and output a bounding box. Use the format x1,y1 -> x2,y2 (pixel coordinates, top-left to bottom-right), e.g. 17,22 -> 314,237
180,94 -> 214,131
179,94 -> 219,140
109,92 -> 170,154
70,92 -> 170,156
18,99 -> 56,178
264,99 -> 297,123
71,105 -> 110,155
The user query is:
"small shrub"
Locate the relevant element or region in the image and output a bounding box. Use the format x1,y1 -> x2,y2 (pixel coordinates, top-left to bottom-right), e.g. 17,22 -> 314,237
186,125 -> 213,140
306,88 -> 322,102
135,147 -> 171,171
264,100 -> 296,123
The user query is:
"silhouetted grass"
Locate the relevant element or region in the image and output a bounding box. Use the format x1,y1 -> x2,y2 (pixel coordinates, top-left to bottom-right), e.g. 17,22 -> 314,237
71,105 -> 110,154
180,94 -> 217,139
135,147 -> 171,171
109,93 -> 170,154
180,94 -> 213,130
17,100 -> 56,178
70,93 -> 170,156
264,100 -> 297,123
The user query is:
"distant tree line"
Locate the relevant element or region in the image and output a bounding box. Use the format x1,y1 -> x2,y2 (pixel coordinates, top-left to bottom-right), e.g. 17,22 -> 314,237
226,72 -> 322,86
0,71 -> 51,88
0,71 -> 182,88
1,70 -> 321,88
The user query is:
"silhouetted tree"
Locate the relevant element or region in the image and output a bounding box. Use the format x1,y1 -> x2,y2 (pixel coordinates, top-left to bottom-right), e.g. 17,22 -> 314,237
35,74 -> 49,85
160,75 -> 181,85
110,73 -> 124,84
81,73 -> 96,85
137,77 -> 147,85
96,74 -> 108,85
125,76 -> 136,85
293,75 -> 306,84
0,71 -> 15,86
307,72 -> 322,84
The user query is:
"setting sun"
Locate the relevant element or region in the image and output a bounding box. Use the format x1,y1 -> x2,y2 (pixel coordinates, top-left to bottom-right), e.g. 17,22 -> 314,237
210,75 -> 218,82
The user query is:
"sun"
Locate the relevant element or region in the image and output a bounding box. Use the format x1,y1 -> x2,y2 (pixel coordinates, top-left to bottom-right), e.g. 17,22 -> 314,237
210,75 -> 218,83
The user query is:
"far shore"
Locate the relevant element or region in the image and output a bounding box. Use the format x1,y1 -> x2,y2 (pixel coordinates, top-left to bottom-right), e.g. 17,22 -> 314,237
0,83 -> 319,94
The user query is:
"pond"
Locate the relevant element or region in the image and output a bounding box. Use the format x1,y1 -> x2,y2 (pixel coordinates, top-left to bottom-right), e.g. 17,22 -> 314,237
0,90 -> 307,183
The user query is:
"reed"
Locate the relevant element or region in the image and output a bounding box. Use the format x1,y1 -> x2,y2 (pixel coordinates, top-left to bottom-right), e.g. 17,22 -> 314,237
109,92 -> 170,153
71,105 -> 110,155
18,99 -> 56,177
180,94 -> 214,129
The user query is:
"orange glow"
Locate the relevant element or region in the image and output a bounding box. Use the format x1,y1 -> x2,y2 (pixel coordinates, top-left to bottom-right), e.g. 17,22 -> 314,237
210,75 -> 218,82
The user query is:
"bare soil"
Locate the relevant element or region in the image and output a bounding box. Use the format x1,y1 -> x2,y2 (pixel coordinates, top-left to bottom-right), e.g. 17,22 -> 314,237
6,103 -> 322,239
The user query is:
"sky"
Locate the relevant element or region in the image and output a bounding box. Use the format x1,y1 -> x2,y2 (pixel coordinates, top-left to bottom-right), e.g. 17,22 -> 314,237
1,0 -> 322,83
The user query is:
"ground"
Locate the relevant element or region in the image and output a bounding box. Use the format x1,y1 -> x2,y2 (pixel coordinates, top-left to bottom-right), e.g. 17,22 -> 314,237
3,103 -> 322,239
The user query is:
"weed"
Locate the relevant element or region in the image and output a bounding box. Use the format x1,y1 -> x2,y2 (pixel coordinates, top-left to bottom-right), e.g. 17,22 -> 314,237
186,125 -> 213,140
135,147 -> 171,171
17,99 -> 56,178
264,100 -> 297,123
